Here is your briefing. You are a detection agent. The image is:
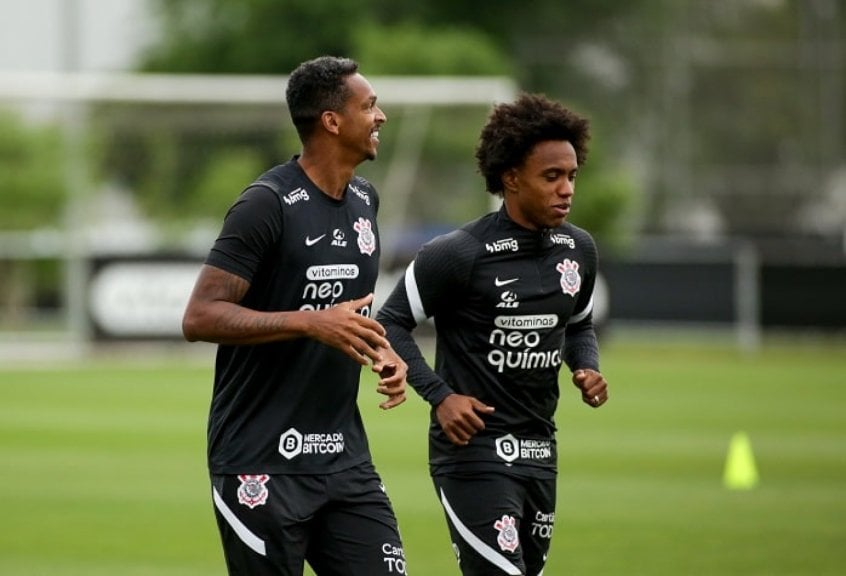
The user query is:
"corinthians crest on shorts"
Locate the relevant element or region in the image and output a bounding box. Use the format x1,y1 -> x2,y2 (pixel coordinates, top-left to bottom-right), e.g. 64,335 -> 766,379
354,217 -> 376,256
494,514 -> 520,552
556,258 -> 581,296
237,474 -> 270,508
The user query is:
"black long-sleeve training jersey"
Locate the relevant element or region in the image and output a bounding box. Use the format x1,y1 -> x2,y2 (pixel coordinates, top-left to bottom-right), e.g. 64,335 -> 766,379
377,206 -> 600,479
204,157 -> 382,475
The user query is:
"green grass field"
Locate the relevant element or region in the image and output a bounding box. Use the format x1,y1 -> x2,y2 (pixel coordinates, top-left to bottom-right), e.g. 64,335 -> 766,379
1,336 -> 844,575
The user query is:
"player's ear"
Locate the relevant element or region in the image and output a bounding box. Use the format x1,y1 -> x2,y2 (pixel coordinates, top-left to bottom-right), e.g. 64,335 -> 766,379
321,110 -> 341,135
502,168 -> 519,193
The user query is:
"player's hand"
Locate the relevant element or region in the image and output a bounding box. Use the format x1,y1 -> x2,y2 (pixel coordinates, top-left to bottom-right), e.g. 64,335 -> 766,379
312,294 -> 389,365
572,368 -> 608,408
372,346 -> 407,410
435,393 -> 495,446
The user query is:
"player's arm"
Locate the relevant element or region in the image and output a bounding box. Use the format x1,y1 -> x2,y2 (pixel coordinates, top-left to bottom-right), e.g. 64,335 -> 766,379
181,186 -> 388,364
563,232 -> 608,407
182,266 -> 388,364
376,258 -> 454,405
377,261 -> 493,443
377,233 -> 494,443
564,304 -> 608,407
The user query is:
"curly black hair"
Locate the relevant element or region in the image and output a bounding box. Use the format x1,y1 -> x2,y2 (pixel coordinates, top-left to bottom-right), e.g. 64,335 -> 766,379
286,56 -> 360,142
476,93 -> 590,194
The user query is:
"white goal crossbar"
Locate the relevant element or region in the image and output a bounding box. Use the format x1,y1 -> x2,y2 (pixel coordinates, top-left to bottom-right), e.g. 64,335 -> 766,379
0,71 -> 517,106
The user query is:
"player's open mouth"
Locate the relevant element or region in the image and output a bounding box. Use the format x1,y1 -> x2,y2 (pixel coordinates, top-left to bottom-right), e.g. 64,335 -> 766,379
553,204 -> 570,216
371,129 -> 380,143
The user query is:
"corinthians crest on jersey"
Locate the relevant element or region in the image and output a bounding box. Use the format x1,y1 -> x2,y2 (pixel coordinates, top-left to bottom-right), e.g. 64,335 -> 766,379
354,217 -> 376,256
556,258 -> 581,296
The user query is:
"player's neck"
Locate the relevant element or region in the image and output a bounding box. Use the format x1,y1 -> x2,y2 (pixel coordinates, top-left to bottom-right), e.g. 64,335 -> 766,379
297,149 -> 355,200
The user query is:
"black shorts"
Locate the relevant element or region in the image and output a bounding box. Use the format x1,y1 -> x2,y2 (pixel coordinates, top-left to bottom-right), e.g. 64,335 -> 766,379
211,462 -> 407,576
433,473 -> 556,576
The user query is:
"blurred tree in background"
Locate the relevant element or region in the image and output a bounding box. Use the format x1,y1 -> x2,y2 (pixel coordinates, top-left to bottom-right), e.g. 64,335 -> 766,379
141,0 -> 364,74
362,0 -> 845,252
0,110 -> 66,324
2,0 -> 843,333
93,0 -> 845,257
1,0 -> 842,333
503,0 -> 845,255
122,0 -> 638,250
142,0 -> 513,77
0,110 -> 64,230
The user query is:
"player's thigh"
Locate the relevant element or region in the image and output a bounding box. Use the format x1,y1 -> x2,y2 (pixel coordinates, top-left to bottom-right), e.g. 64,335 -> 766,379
520,478 -> 556,576
306,463 -> 407,576
434,474 -> 529,576
211,474 -> 323,576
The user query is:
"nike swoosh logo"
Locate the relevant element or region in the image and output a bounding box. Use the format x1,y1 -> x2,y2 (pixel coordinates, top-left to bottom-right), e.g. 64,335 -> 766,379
305,234 -> 326,246
494,277 -> 519,287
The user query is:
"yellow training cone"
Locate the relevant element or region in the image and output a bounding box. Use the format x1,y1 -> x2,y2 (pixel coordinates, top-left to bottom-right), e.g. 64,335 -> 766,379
723,431 -> 759,490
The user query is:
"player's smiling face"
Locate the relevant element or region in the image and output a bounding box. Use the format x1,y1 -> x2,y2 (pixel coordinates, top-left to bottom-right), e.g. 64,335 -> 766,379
503,140 -> 578,231
337,73 -> 386,162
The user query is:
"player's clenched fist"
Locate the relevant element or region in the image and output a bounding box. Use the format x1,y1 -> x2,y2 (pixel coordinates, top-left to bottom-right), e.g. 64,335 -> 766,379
572,368 -> 608,408
435,393 -> 495,445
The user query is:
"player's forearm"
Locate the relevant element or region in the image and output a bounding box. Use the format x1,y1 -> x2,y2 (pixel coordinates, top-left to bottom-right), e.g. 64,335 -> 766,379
182,302 -> 307,345
562,320 -> 600,372
383,323 -> 453,405
183,263 -> 313,345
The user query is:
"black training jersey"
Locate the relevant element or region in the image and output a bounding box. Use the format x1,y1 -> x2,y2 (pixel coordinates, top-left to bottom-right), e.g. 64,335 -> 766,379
204,157 -> 381,475
377,206 -> 600,478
